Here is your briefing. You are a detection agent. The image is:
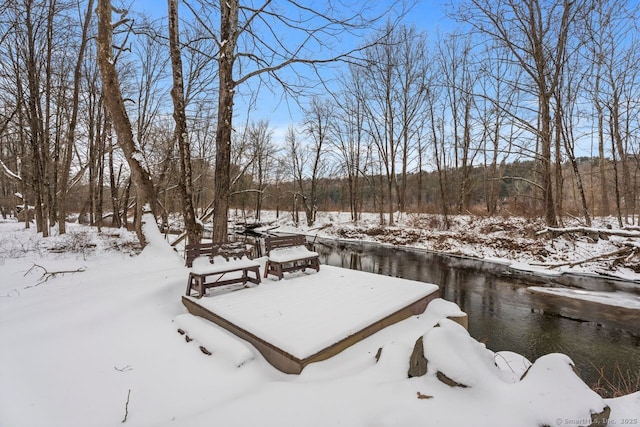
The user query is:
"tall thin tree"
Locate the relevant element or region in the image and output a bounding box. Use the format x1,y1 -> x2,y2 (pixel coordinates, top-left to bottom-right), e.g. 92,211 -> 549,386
168,0 -> 202,244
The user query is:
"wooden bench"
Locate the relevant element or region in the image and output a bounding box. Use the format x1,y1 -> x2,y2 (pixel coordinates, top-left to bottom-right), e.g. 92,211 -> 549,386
263,234 -> 320,280
185,241 -> 261,298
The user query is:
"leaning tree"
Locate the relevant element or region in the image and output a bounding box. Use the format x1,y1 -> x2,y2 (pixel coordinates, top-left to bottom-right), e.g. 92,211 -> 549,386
96,0 -> 159,245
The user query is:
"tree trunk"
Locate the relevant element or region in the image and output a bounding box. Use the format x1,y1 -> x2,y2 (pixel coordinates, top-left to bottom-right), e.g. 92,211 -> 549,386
106,119 -> 122,228
24,0 -> 49,236
540,94 -> 557,227
96,0 -> 157,245
429,101 -> 449,229
168,0 -> 202,244
58,0 -> 93,234
212,0 -> 239,243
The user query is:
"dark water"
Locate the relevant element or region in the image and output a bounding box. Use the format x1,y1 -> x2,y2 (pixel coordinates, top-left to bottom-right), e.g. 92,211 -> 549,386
312,238 -> 640,393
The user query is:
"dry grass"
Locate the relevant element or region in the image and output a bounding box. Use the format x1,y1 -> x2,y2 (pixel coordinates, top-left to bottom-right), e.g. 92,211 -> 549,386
590,362 -> 640,398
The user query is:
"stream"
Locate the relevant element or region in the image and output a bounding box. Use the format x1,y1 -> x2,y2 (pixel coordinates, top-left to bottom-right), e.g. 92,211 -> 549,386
311,237 -> 640,393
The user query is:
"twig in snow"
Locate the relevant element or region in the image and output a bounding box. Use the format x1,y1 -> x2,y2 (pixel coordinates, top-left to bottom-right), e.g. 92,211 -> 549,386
23,263 -> 86,287
122,389 -> 131,423
1,289 -> 20,298
114,365 -> 133,372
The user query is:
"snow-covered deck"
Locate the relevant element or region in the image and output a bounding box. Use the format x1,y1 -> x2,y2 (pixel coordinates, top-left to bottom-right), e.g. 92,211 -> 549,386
182,265 -> 440,374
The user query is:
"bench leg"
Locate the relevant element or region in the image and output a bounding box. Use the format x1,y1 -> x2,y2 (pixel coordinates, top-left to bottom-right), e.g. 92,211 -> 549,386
247,266 -> 261,285
264,261 -> 284,280
186,273 -> 194,296
197,276 -> 205,298
301,258 -> 320,274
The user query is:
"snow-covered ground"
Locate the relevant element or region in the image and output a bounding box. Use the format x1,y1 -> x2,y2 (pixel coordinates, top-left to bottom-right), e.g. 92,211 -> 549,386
1,214 -> 639,426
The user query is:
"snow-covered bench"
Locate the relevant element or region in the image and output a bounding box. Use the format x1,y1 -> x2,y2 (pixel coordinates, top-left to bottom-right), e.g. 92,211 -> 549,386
185,242 -> 261,298
263,234 -> 320,280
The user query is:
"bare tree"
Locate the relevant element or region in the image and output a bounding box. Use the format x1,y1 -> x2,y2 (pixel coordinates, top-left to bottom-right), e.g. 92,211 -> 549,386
396,25 -> 430,213
168,0 -> 202,244
606,48 -> 640,224
245,120 -> 274,221
456,0 -> 587,226
22,0 -> 51,236
583,8 -> 611,217
96,0 -> 158,245
475,42 -> 519,215
286,125 -> 304,225
428,87 -> 450,228
360,23 -> 401,225
555,51 -> 591,226
185,0 -> 404,241
57,0 -> 94,234
331,66 -> 369,222
437,32 -> 478,214
300,97 -> 332,226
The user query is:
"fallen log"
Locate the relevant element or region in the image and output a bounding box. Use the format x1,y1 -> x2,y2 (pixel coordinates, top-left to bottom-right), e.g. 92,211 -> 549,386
532,241 -> 640,269
537,226 -> 640,239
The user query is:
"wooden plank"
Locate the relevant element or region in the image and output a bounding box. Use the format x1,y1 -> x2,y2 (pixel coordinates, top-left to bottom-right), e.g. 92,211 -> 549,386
182,296 -> 306,374
264,234 -> 307,252
181,288 -> 440,374
301,291 -> 439,367
185,241 -> 251,267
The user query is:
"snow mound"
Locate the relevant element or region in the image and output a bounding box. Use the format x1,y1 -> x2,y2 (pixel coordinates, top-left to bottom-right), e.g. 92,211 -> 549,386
139,212 -> 183,261
174,314 -> 255,368
423,318 -> 510,387
518,353 -> 609,426
420,319 -> 609,426
424,298 -> 466,319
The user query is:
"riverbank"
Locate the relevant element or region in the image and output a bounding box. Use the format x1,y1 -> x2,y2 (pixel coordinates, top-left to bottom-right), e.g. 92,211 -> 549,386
242,211 -> 640,284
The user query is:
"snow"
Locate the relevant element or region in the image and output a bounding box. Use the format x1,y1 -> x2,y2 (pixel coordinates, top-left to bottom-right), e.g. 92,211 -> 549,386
528,286 -> 640,310
423,297 -> 467,319
267,245 -> 319,263
421,320 -> 609,426
174,314 -> 254,367
0,159 -> 21,181
0,216 -> 638,426
131,151 -> 145,165
191,265 -> 437,358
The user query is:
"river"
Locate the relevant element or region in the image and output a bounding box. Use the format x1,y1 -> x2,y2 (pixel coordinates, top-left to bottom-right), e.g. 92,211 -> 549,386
311,237 -> 640,394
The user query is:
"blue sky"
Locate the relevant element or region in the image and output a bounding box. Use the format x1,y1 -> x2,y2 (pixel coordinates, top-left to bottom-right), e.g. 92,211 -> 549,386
129,0 -> 455,141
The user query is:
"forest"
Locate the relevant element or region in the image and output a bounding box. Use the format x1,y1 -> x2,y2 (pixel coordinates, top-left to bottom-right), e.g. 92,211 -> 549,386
2,0 -> 640,245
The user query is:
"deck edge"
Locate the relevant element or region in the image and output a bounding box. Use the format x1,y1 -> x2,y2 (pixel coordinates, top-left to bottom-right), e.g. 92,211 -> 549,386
182,287 -> 440,374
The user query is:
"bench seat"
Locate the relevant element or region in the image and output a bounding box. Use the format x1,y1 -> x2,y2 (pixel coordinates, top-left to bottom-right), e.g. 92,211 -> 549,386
263,234 -> 320,280
267,247 -> 319,264
191,255 -> 261,275
185,242 -> 261,298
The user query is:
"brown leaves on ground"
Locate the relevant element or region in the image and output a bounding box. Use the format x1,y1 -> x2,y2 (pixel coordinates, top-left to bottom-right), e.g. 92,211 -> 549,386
416,391 -> 434,400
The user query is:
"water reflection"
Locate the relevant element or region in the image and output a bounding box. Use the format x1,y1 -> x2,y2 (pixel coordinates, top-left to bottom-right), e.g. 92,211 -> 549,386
314,239 -> 640,390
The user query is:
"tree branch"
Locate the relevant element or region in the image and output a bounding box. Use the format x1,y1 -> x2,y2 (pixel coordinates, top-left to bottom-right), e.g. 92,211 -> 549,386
122,389 -> 131,423
23,264 -> 86,287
